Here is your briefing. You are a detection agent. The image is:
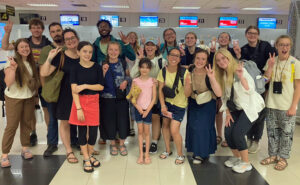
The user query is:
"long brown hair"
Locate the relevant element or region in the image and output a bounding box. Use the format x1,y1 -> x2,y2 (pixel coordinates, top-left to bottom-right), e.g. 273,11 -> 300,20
14,38 -> 39,89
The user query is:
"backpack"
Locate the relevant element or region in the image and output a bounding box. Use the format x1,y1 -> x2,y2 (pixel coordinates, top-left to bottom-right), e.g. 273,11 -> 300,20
162,67 -> 186,87
241,60 -> 265,94
158,58 -> 163,69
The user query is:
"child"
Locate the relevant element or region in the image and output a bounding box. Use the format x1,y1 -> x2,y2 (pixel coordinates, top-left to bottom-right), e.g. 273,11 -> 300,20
131,58 -> 157,164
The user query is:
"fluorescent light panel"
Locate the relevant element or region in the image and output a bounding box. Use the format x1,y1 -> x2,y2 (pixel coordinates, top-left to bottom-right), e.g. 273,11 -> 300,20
27,3 -> 58,7
242,7 -> 272,11
101,5 -> 129,8
173,7 -> 200,10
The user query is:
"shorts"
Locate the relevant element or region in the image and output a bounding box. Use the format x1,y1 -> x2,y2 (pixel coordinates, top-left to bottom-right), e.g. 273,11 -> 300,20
134,107 -> 152,125
162,102 -> 186,122
152,103 -> 161,115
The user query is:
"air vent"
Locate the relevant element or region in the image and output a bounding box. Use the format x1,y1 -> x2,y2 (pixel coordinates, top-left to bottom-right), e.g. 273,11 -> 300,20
71,4 -> 87,7
214,7 -> 230,9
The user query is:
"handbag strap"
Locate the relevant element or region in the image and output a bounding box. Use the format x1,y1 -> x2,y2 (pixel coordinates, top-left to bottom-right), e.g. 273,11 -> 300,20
162,67 -> 181,92
55,51 -> 65,76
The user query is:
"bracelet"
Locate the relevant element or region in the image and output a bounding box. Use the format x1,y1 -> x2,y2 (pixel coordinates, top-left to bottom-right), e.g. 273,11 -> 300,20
76,108 -> 82,110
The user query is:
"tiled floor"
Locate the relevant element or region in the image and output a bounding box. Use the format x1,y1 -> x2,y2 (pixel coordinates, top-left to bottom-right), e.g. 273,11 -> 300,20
0,110 -> 300,185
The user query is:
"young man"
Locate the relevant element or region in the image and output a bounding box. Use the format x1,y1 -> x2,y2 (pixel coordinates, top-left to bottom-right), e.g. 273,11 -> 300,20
1,18 -> 51,146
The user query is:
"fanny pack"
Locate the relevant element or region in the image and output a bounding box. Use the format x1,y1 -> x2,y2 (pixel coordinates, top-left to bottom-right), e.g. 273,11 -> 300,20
191,72 -> 212,105
162,67 -> 186,99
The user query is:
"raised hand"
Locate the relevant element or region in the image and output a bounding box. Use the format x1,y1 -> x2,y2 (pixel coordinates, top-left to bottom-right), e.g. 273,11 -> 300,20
47,47 -> 62,62
137,46 -> 144,59
233,41 -> 241,58
118,31 -> 129,45
102,63 -> 109,76
4,20 -> 13,33
205,64 -> 215,79
267,52 -> 276,69
7,56 -> 17,70
140,34 -> 146,46
210,44 -> 216,53
235,61 -> 244,79
179,44 -> 185,56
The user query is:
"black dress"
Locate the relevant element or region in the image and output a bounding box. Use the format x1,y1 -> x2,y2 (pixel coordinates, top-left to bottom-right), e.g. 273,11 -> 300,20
52,52 -> 79,120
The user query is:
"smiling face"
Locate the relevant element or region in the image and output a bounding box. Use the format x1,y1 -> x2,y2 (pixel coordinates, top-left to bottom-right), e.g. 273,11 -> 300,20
218,33 -> 230,47
49,25 -> 63,43
78,45 -> 93,62
30,24 -> 43,38
98,21 -> 112,37
107,43 -> 120,61
139,63 -> 151,76
128,33 -> 137,45
164,29 -> 176,44
276,38 -> 291,60
246,28 -> 259,44
215,52 -> 229,70
194,52 -> 208,69
185,33 -> 196,47
145,43 -> 157,57
64,32 -> 79,50
167,49 -> 181,67
17,41 -> 31,58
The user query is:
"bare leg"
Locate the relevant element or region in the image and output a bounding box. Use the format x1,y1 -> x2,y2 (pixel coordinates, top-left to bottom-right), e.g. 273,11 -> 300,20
170,120 -> 183,156
161,118 -> 171,153
137,124 -> 144,163
151,114 -> 161,141
239,149 -> 249,163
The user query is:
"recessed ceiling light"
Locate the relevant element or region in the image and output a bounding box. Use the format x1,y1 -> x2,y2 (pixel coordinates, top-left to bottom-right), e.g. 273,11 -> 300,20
242,8 -> 272,11
27,3 -> 58,7
101,5 -> 129,8
173,7 -> 200,10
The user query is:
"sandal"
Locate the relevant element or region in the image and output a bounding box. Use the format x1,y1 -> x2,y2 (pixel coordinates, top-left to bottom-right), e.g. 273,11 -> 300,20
21,149 -> 33,160
80,150 -> 100,155
216,136 -> 222,145
119,145 -> 128,156
66,152 -> 79,163
221,141 -> 228,147
159,151 -> 173,159
1,157 -> 11,168
260,156 -> 277,165
89,155 -> 101,167
175,155 -> 185,165
274,158 -> 288,171
83,159 -> 94,173
144,157 -> 151,165
110,145 -> 118,156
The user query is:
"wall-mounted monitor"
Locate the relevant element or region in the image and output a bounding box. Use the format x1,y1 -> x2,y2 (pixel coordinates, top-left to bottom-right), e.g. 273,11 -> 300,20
0,22 -> 5,48
60,14 -> 80,26
140,16 -> 158,27
100,15 -> 119,27
19,13 -> 40,24
179,16 -> 198,28
219,17 -> 238,28
258,18 -> 276,29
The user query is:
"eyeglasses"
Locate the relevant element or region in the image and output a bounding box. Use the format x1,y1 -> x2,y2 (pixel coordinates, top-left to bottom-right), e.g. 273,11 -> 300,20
165,33 -> 175,37
278,44 -> 290,48
64,36 -> 77,42
247,32 -> 259,36
169,53 -> 180,58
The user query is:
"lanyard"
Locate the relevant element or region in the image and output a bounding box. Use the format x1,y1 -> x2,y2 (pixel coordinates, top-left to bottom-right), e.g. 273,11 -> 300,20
274,56 -> 290,82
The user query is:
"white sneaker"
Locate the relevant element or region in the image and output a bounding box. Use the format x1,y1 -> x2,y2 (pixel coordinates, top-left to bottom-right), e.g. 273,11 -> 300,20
224,156 -> 241,168
248,141 -> 259,154
232,162 -> 252,173
246,139 -> 252,149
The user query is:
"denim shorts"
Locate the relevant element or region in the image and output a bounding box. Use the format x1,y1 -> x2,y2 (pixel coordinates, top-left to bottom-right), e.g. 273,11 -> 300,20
134,107 -> 152,125
162,102 -> 186,122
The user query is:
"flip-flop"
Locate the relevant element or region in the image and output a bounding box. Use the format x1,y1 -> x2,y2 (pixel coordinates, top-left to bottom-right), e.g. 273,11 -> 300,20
159,151 -> 173,159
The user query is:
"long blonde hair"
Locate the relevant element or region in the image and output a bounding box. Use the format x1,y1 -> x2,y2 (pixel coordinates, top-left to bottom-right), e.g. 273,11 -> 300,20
213,48 -> 238,91
127,32 -> 140,54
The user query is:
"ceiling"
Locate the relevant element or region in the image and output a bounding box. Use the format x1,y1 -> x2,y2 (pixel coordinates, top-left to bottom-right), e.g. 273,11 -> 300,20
0,0 -> 292,15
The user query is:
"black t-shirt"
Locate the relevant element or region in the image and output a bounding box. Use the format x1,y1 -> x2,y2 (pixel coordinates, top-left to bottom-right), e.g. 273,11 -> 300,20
181,47 -> 203,66
70,62 -> 104,95
209,47 -> 237,65
240,40 -> 276,72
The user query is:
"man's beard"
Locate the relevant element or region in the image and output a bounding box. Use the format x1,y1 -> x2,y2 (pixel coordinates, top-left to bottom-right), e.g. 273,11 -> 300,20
54,36 -> 63,44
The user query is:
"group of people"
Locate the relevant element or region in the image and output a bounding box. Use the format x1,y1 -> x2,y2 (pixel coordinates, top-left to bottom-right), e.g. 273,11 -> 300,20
0,18 -> 299,174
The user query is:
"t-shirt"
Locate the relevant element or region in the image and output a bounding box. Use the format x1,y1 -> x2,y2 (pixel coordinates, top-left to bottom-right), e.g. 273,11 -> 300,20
70,62 -> 104,95
160,44 -> 178,60
264,56 -> 300,110
133,77 -> 154,110
181,47 -> 202,66
4,60 -> 35,99
27,36 -> 51,63
157,68 -> 189,108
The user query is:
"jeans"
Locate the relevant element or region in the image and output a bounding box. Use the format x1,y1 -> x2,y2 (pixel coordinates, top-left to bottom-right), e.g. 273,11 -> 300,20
46,102 -> 58,146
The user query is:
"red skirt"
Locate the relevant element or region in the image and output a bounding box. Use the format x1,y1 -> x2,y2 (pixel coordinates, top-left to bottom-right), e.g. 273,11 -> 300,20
69,94 -> 99,126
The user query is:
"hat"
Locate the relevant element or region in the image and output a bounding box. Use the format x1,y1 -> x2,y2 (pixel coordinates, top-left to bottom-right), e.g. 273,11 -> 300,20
145,38 -> 158,45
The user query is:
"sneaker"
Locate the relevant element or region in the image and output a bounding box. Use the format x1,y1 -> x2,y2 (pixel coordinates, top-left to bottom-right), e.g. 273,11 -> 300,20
149,143 -> 157,154
30,132 -> 38,146
143,143 -> 146,153
232,162 -> 252,173
43,145 -> 58,157
248,141 -> 260,154
129,129 -> 135,137
192,156 -> 203,164
224,156 -> 241,168
246,139 -> 252,149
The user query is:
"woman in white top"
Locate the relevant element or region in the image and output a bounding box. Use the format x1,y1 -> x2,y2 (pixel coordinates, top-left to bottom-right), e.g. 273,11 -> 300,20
213,48 -> 264,173
1,38 -> 39,168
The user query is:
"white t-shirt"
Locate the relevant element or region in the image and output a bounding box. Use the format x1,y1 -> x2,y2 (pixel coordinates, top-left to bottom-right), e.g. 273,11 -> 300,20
264,56 -> 300,110
4,60 -> 35,99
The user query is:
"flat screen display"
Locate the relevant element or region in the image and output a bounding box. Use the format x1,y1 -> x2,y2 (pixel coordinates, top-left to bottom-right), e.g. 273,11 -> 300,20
179,16 -> 198,27
60,14 -> 80,26
19,13 -> 40,24
219,17 -> 238,28
140,16 -> 158,27
0,22 -> 5,48
100,15 -> 119,27
258,18 -> 276,29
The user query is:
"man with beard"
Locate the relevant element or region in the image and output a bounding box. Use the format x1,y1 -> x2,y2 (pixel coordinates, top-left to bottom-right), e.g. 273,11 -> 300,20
38,22 -> 64,157
2,18 -> 51,146
92,19 -> 136,64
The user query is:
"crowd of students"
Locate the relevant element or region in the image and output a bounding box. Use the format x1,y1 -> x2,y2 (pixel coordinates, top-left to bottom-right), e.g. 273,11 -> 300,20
0,18 -> 299,174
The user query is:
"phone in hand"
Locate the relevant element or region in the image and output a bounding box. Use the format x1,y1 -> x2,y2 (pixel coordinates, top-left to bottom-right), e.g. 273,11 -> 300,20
163,111 -> 173,119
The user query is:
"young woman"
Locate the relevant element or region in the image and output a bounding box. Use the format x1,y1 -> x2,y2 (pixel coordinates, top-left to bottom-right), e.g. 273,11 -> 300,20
181,32 -> 202,68
68,41 -> 104,173
160,28 -> 178,59
131,39 -> 167,154
131,58 -> 157,164
101,41 -> 130,156
213,48 -> 264,173
261,35 -> 300,171
185,50 -> 222,164
40,28 -> 80,164
1,38 -> 39,168
157,48 -> 190,165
